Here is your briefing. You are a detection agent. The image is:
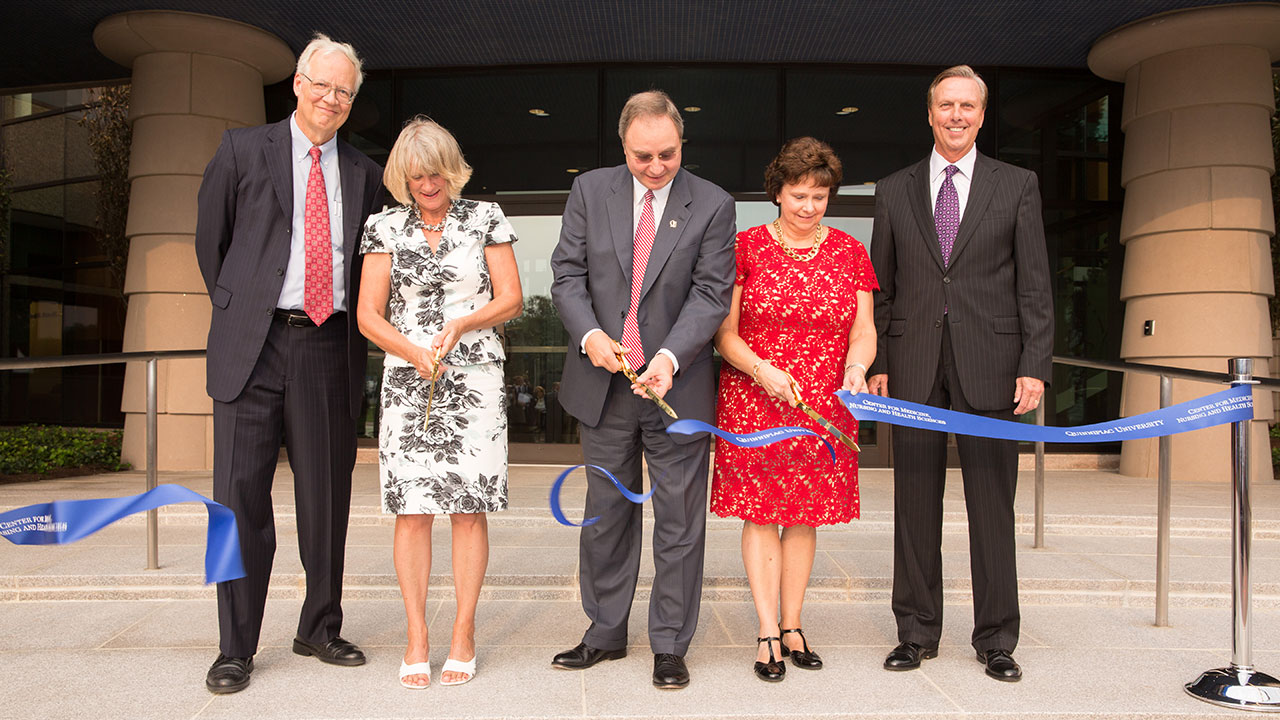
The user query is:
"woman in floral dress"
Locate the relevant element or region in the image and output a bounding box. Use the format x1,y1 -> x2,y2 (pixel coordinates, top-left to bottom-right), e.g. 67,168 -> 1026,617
357,117 -> 522,689
711,137 -> 878,682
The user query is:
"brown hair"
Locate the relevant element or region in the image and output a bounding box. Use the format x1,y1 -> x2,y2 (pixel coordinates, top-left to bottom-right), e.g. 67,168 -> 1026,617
926,65 -> 988,109
763,137 -> 843,204
618,90 -> 684,142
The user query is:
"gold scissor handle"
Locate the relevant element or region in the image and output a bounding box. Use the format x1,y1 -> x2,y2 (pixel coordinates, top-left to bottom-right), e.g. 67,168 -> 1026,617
615,349 -> 679,419
423,346 -> 444,431
783,370 -> 860,452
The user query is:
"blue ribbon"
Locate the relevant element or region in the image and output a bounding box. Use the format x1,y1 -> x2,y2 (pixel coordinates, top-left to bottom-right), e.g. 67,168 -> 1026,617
666,419 -> 837,464
836,385 -> 1254,442
549,464 -> 655,527
0,484 -> 246,584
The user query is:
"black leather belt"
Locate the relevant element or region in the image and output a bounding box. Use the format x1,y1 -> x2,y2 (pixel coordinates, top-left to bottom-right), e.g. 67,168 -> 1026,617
273,309 -> 344,327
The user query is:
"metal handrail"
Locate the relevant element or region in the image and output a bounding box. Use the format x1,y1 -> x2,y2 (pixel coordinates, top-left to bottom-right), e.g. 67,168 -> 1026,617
1035,354 -> 1275,630
0,349 -> 206,571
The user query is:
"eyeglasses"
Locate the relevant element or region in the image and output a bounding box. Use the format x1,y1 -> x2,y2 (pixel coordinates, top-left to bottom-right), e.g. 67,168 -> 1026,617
299,72 -> 356,105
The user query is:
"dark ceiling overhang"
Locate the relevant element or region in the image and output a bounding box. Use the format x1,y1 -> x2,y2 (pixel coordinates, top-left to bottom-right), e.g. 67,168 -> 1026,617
0,0 -> 1263,91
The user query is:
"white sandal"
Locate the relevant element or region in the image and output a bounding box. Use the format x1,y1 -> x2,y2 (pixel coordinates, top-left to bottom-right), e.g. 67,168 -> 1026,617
399,660 -> 432,689
440,656 -> 476,686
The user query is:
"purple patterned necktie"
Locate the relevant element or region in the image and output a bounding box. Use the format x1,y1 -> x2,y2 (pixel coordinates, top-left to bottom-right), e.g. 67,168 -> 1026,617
935,164 -> 960,266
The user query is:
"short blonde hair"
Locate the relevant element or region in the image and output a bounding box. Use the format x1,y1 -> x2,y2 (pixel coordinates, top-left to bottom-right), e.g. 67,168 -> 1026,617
618,90 -> 684,143
927,65 -> 988,110
296,33 -> 365,94
383,116 -> 473,205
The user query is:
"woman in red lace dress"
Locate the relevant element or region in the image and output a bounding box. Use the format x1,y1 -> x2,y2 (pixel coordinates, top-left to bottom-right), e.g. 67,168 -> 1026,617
711,137 -> 878,682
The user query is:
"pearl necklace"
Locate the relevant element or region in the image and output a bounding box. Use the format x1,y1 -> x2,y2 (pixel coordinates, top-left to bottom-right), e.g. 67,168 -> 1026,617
419,203 -> 449,233
772,218 -> 825,262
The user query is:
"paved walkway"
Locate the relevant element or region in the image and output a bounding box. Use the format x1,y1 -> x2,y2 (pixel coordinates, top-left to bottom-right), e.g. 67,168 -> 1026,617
2,462 -> 1279,718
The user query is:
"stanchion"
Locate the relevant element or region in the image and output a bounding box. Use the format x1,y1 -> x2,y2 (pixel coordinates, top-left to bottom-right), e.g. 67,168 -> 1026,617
1156,374 -> 1172,627
1185,358 -> 1280,710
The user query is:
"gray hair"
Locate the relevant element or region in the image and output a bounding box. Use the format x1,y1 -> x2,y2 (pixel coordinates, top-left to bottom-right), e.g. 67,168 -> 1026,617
617,90 -> 684,143
296,33 -> 365,94
383,116 -> 473,204
926,65 -> 988,110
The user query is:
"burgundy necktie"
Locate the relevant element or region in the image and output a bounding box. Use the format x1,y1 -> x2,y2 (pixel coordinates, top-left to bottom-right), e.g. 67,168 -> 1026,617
620,189 -> 655,364
935,164 -> 960,266
303,146 -> 333,325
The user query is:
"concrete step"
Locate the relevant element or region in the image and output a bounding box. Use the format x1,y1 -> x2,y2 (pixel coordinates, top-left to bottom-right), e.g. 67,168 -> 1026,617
4,519 -> 1274,607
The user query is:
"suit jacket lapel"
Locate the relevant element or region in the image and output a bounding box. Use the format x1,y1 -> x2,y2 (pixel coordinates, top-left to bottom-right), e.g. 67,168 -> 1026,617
640,171 -> 691,302
607,167 -> 635,284
906,157 -> 946,271
337,140 -> 366,269
948,152 -> 997,266
266,118 -> 293,223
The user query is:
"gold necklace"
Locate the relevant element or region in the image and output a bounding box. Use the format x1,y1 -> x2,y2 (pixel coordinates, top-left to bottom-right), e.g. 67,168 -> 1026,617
772,219 -> 824,262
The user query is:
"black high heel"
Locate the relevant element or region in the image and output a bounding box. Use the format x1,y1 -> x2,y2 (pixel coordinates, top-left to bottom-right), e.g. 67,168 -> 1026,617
754,636 -> 786,682
781,628 -> 823,669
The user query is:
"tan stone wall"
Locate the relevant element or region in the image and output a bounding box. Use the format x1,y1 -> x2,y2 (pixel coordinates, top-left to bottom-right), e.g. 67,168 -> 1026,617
94,11 -> 293,469
1089,4 -> 1280,482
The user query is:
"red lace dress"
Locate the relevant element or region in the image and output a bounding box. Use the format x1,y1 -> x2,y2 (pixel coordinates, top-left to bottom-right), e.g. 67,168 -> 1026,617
710,224 -> 879,527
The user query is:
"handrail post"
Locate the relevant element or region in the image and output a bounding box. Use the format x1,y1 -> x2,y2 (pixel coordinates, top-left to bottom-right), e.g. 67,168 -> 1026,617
1156,374 -> 1172,627
1034,402 -> 1045,549
1185,357 -> 1279,709
145,357 -> 159,571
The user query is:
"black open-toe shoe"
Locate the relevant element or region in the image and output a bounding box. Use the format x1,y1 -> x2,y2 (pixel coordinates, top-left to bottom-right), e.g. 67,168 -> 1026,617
754,636 -> 786,682
781,628 -> 823,669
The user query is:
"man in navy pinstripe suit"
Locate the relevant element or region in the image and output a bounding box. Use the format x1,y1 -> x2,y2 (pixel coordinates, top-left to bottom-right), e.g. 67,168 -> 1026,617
867,65 -> 1053,682
195,34 -> 385,694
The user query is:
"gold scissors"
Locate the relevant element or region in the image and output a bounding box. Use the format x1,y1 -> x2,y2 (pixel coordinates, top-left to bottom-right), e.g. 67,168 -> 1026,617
615,350 -> 679,419
784,370 -> 860,452
422,347 -> 444,431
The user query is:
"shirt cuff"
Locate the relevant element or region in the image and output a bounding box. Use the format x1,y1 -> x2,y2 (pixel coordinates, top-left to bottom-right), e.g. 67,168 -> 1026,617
580,328 -> 604,354
656,348 -> 680,375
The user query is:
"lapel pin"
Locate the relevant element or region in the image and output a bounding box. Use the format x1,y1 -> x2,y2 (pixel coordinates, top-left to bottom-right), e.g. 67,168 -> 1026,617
669,220 -> 678,228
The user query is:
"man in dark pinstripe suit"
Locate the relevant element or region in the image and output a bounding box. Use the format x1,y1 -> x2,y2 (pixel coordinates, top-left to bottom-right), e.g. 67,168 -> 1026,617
867,65 -> 1053,682
195,35 -> 385,694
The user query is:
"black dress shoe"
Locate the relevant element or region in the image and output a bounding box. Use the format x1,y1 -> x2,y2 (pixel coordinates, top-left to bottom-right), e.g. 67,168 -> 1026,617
977,649 -> 1022,682
205,653 -> 253,694
551,642 -> 626,669
883,641 -> 938,670
291,636 -> 366,666
780,628 -> 823,670
753,637 -> 785,682
653,653 -> 689,689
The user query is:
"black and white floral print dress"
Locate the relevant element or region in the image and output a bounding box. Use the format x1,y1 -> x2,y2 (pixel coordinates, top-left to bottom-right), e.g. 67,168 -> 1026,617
359,199 -> 516,515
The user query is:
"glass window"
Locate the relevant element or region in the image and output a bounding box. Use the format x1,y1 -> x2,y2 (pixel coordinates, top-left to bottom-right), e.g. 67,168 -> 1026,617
606,67 -> 779,193
786,70 -> 935,185
400,69 -> 600,193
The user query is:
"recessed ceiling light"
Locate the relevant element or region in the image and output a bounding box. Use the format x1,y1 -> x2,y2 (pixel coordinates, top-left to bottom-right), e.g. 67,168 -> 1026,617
683,106 -> 701,113
566,168 -> 580,173
835,106 -> 859,116
528,108 -> 550,117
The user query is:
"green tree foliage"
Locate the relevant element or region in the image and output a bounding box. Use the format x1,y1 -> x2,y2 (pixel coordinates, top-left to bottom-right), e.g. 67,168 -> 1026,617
78,85 -> 132,292
0,426 -> 127,475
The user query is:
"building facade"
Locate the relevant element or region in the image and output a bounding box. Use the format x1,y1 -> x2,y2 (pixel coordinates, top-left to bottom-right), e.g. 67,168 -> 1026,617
0,2 -> 1276,479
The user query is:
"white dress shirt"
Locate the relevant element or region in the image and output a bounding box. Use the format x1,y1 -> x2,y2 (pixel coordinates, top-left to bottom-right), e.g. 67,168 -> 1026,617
580,172 -> 681,373
929,145 -> 977,222
278,112 -> 346,312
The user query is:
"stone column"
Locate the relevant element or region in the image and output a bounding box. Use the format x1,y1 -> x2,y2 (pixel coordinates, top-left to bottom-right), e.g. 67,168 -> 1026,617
94,11 -> 294,469
1088,4 -> 1280,481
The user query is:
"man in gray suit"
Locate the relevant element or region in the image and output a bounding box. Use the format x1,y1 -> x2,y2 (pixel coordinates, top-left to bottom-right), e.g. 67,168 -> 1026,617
867,65 -> 1053,682
195,34 -> 385,694
550,90 -> 736,689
